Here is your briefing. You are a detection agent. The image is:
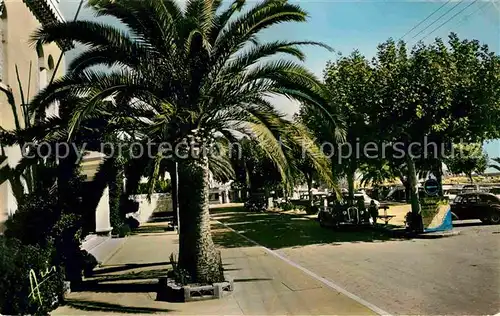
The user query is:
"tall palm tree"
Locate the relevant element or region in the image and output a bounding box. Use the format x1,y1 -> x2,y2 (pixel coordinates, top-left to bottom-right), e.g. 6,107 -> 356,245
29,0 -> 341,283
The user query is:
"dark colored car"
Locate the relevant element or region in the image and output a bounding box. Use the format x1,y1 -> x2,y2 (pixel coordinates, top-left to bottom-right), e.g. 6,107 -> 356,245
318,196 -> 372,228
450,192 -> 500,224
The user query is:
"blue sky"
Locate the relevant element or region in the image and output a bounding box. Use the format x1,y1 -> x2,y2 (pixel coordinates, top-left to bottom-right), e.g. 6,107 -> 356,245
58,0 -> 500,162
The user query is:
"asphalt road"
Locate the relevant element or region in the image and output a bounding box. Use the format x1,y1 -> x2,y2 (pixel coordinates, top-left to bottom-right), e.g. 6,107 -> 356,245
276,220 -> 500,315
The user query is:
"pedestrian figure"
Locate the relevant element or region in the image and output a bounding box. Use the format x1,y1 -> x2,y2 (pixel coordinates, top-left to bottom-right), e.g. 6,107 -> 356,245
368,200 -> 378,224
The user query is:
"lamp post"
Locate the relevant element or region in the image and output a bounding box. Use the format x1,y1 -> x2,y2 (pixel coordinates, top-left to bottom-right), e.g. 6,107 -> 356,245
174,161 -> 180,234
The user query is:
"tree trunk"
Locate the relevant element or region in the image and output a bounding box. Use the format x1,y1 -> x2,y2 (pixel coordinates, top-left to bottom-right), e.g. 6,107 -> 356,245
434,162 -> 443,196
307,176 -> 314,207
109,158 -> 124,229
406,156 -> 423,231
177,157 -> 224,284
468,173 -> 473,184
347,172 -> 355,205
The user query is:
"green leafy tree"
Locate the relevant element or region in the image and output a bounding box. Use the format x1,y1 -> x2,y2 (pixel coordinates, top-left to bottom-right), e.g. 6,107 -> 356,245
317,51 -> 374,200
371,34 -> 500,226
445,143 -> 488,184
30,0 -> 339,283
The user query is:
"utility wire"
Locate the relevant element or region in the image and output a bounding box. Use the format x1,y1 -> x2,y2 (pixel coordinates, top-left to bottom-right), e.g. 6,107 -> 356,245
399,0 -> 452,40
420,0 -> 479,41
411,0 -> 464,40
453,1 -> 490,29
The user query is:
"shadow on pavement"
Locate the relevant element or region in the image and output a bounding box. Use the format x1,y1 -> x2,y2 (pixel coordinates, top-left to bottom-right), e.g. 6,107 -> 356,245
65,299 -> 174,314
78,281 -> 158,293
93,262 -> 171,275
90,268 -> 170,282
211,207 -> 395,249
234,278 -> 273,283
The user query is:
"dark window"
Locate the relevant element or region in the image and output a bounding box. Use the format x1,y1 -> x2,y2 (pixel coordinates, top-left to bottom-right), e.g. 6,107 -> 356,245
489,188 -> 500,194
465,195 -> 479,204
479,194 -> 499,204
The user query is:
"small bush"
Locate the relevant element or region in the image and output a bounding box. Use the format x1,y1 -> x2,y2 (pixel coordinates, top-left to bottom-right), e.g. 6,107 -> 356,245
51,214 -> 84,285
279,202 -> 294,211
5,191 -> 59,247
0,237 -> 64,315
244,195 -> 267,212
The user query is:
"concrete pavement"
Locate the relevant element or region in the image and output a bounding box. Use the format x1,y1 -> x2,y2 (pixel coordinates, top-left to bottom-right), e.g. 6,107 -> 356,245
213,207 -> 500,315
53,221 -> 375,315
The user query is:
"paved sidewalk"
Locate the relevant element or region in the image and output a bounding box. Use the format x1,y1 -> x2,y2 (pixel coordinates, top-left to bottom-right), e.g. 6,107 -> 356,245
53,222 -> 375,315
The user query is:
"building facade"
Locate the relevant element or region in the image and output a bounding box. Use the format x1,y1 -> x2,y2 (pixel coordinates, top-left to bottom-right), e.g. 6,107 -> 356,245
0,0 -> 65,231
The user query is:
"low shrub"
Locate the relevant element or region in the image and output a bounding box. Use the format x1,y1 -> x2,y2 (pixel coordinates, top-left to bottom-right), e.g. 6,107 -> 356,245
4,191 -> 59,247
51,214 -> 84,285
0,237 -> 64,315
244,195 -> 267,212
279,202 -> 294,211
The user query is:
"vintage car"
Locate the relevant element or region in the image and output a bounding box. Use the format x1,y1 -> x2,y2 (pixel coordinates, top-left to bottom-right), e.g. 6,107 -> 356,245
318,196 -> 373,228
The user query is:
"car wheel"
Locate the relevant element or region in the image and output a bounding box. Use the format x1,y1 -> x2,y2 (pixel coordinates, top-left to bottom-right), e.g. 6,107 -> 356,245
489,213 -> 500,224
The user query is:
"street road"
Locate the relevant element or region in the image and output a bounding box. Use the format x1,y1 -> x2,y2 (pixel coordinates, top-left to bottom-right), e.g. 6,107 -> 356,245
276,221 -> 500,315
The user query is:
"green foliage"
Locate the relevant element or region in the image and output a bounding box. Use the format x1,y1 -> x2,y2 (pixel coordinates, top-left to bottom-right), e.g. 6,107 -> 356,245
4,173 -> 95,285
279,201 -> 295,211
445,143 -> 488,183
136,179 -> 171,194
5,191 -> 60,247
0,237 -> 64,315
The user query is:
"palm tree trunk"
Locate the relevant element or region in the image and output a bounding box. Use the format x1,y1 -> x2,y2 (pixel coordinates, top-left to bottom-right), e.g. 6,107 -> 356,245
307,176 -> 313,207
347,172 -> 355,204
109,158 -> 124,229
177,157 -> 224,284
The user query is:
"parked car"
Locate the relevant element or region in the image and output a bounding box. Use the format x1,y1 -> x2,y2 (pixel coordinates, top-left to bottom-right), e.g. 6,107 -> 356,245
354,190 -> 380,207
444,188 -> 461,202
450,192 -> 500,224
318,196 -> 372,228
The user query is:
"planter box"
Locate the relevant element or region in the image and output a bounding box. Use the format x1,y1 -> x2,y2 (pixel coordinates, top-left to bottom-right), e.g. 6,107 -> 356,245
156,277 -> 234,302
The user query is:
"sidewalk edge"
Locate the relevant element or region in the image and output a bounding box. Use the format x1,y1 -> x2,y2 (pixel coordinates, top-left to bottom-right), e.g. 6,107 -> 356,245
214,219 -> 393,316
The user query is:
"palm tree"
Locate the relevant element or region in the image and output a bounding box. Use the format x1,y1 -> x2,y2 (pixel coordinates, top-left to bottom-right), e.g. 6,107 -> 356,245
29,0 -> 341,283
490,158 -> 500,172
